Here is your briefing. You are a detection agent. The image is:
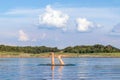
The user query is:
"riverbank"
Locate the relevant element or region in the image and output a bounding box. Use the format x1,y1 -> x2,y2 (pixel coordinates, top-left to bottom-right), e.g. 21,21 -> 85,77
0,51 -> 120,58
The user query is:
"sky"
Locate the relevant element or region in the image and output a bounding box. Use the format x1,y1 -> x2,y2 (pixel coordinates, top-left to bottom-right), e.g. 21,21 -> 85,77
0,0 -> 120,49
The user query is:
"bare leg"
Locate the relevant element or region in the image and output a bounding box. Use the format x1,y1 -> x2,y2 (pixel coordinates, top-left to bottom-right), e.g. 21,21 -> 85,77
58,55 -> 64,65
51,52 -> 55,65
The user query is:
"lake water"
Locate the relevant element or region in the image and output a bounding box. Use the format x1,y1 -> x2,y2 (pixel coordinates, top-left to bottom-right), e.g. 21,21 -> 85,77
0,58 -> 120,80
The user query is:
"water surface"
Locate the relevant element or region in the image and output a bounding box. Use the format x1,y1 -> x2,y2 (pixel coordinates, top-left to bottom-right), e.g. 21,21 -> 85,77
0,58 -> 120,80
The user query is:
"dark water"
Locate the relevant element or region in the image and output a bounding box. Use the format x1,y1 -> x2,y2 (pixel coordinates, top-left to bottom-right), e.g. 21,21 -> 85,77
0,58 -> 120,80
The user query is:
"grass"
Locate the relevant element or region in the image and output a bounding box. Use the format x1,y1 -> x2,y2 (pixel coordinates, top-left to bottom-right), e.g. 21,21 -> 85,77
0,51 -> 120,58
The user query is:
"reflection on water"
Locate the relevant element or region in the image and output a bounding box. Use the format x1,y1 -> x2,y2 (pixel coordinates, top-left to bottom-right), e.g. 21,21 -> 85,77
51,65 -> 63,80
0,58 -> 120,80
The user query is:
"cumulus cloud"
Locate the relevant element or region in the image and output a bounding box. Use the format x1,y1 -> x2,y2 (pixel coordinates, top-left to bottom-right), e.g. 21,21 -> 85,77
76,18 -> 102,32
18,30 -> 29,41
39,5 -> 69,29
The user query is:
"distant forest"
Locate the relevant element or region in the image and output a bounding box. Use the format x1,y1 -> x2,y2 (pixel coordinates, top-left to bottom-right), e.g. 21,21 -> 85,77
0,44 -> 120,54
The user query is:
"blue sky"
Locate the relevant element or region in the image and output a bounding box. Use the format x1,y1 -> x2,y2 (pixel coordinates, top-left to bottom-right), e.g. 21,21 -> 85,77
0,0 -> 120,48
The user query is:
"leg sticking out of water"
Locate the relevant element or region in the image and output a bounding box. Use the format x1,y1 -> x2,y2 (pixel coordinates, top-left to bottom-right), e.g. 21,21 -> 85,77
51,52 -> 55,65
58,55 -> 64,65
51,52 -> 64,66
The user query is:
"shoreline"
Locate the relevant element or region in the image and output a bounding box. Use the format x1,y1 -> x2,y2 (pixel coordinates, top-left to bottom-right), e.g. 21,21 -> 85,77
0,55 -> 120,58
0,56 -> 120,58
0,52 -> 120,58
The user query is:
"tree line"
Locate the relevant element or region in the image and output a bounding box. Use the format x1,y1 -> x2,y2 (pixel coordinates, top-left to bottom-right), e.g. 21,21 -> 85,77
0,44 -> 120,54
63,44 -> 120,53
0,45 -> 59,53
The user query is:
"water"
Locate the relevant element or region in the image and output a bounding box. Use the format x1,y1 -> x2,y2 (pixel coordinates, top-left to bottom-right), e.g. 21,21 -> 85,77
0,58 -> 120,80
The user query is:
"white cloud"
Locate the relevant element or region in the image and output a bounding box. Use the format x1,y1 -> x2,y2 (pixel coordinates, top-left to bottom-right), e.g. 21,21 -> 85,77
39,5 -> 69,29
18,30 -> 29,41
76,18 -> 101,32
